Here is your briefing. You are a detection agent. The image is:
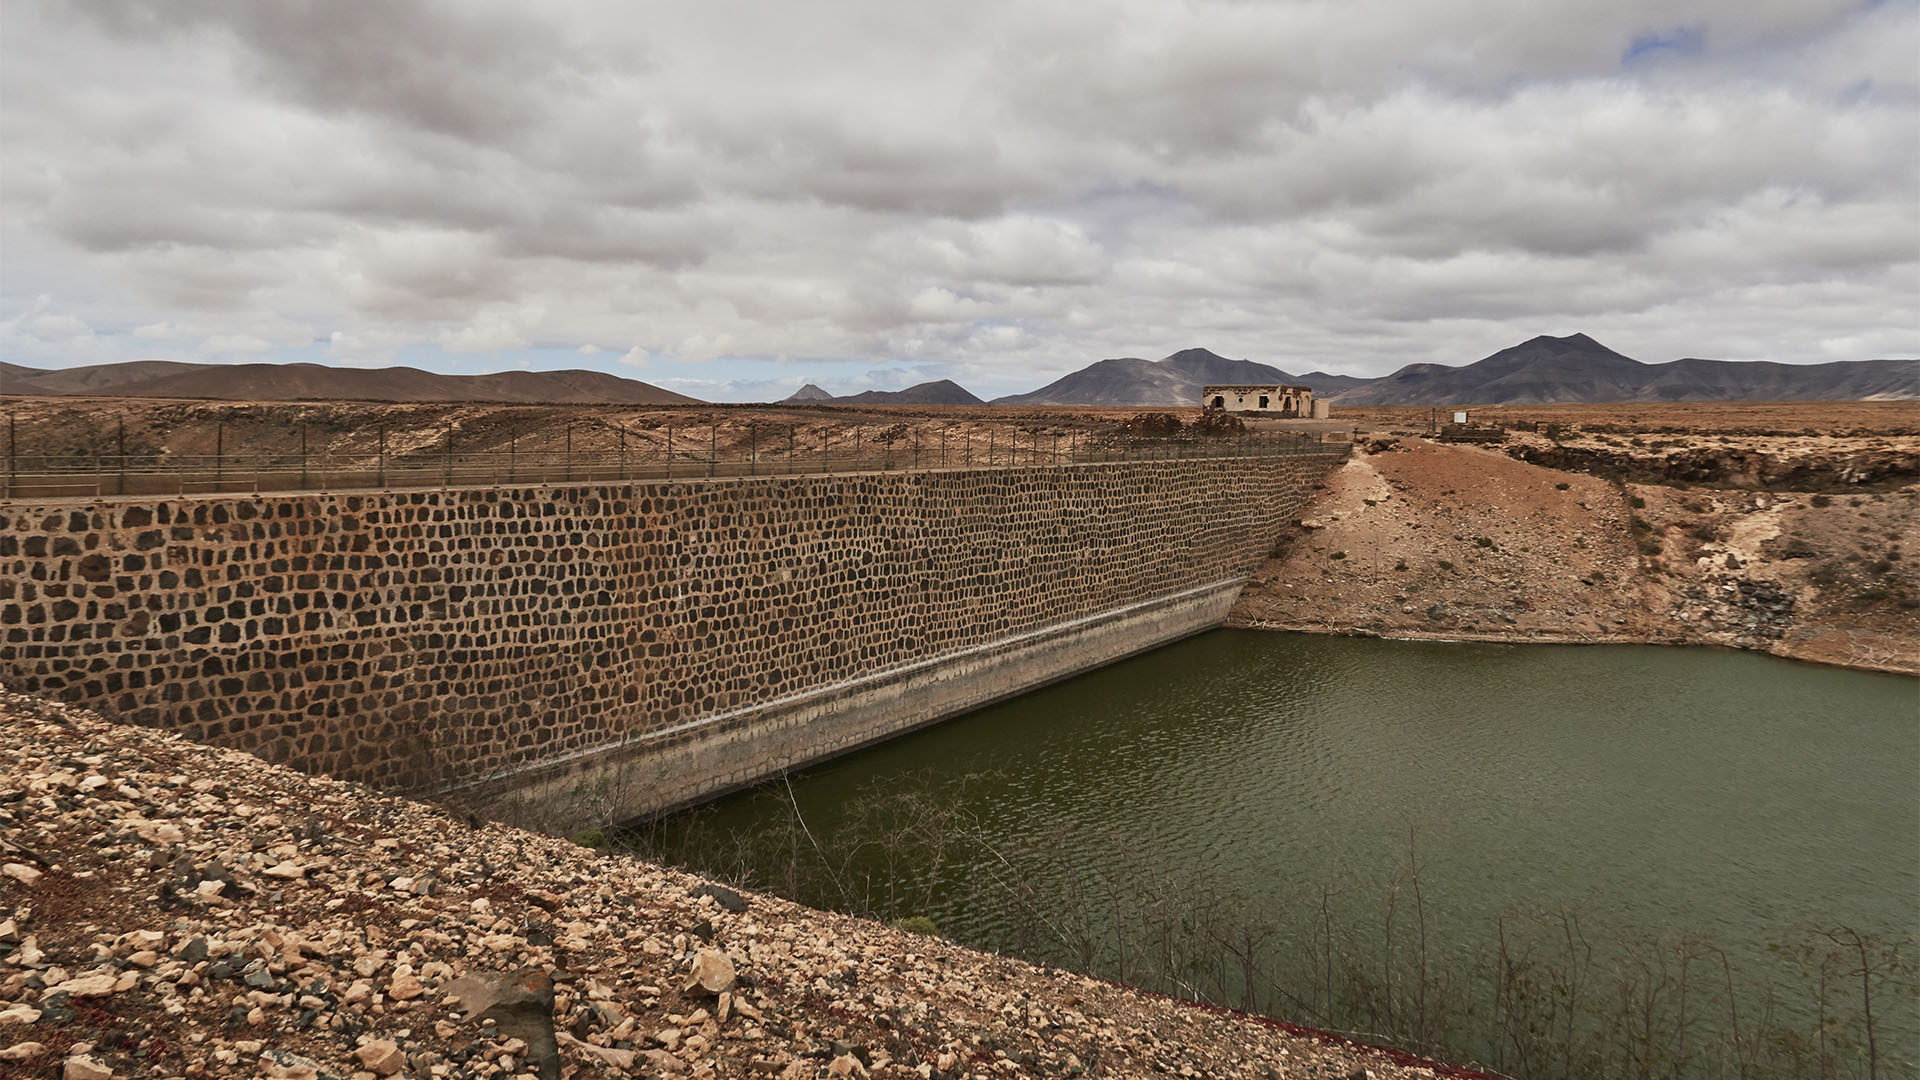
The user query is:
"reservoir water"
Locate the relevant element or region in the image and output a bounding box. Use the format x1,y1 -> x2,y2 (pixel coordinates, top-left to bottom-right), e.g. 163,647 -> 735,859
640,631 -> 1919,1073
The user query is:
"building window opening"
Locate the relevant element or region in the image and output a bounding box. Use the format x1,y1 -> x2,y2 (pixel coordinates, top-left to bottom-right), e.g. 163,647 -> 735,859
1258,395 -> 1269,409
1212,396 -> 1225,409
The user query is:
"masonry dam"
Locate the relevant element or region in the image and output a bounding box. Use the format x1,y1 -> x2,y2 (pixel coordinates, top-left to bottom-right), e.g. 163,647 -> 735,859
1,450 -> 1347,828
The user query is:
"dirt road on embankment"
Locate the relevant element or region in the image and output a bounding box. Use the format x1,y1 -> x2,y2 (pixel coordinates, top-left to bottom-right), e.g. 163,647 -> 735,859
1229,437 -> 1919,674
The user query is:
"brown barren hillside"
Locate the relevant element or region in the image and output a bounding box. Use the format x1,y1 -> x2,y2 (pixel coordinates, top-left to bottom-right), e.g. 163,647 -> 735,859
1231,435 -> 1919,673
1,361 -> 700,405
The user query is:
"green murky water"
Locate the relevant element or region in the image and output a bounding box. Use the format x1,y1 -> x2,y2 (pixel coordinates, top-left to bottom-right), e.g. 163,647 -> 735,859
641,632 -> 1919,1071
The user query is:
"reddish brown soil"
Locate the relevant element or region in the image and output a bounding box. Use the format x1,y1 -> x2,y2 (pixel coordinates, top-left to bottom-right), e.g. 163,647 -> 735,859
1229,437 -> 1918,674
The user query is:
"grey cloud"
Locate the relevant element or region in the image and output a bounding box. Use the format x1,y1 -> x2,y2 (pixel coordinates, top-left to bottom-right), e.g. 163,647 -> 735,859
1175,83 -> 1914,251
494,205 -> 731,268
94,246 -> 289,311
68,0 -> 611,144
880,216 -> 1109,287
3,0 -> 1913,393
990,1 -> 1868,157
692,106 -> 1027,219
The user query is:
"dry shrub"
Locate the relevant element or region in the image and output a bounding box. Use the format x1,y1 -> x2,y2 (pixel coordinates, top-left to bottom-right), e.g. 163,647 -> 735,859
1116,412 -> 1183,436
1190,411 -> 1246,436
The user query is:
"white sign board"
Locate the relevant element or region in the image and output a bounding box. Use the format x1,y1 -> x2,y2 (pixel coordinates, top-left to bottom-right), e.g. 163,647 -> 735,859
1453,411 -> 1468,424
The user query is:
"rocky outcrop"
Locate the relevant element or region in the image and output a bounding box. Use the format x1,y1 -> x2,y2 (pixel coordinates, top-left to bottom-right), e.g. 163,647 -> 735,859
1662,578 -> 1795,641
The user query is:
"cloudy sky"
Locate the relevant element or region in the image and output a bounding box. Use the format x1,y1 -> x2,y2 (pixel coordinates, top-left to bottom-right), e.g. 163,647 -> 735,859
2,1 -> 1915,401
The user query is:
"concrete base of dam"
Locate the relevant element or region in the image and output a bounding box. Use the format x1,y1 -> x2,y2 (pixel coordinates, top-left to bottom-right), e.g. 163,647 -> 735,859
451,577 -> 1247,829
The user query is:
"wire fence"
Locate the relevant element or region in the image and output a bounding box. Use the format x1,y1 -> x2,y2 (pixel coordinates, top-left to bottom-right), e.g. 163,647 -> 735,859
2,424 -> 1352,500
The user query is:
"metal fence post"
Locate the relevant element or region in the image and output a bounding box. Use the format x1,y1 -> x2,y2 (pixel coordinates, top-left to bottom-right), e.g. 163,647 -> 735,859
299,422 -> 307,491
749,422 -> 757,476
378,426 -> 386,488
215,421 -> 224,492
565,422 -> 573,484
510,428 -> 517,483
5,413 -> 13,500
121,416 -> 130,496
444,421 -> 453,487
666,426 -> 673,480
708,421 -> 716,478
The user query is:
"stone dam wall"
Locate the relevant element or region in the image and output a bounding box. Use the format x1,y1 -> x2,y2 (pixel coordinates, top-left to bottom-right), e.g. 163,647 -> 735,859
1,453 -> 1344,827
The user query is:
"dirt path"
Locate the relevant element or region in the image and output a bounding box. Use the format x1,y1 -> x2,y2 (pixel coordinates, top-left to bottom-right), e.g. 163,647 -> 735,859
1229,437 -> 1919,674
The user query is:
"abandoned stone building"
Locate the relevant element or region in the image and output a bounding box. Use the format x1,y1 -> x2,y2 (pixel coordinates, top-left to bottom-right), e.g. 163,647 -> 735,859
1202,383 -> 1326,418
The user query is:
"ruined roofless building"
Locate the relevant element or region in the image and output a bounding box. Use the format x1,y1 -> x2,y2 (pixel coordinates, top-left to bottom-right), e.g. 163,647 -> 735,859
1202,383 -> 1324,418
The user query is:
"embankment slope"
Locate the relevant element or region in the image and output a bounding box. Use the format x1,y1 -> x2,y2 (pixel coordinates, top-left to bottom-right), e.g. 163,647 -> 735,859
0,691 -> 1474,1080
1229,438 -> 1919,673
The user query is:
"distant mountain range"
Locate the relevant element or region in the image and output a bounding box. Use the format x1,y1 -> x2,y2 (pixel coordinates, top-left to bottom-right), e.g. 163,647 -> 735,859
988,338 -> 1915,406
781,379 -> 984,405
6,335 -> 1913,407
0,360 -> 699,405
1328,334 -> 1918,405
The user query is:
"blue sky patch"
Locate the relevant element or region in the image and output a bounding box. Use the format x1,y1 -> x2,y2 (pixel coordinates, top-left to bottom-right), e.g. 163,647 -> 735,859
1623,25 -> 1707,64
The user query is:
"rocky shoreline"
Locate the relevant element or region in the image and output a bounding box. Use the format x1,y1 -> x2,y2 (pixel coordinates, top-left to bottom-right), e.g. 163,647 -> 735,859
0,690 -> 1481,1080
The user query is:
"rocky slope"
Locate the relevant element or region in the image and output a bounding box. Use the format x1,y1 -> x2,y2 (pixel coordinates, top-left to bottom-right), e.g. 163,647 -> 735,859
1229,437 -> 1917,674
1504,430 -> 1918,491
0,691 -> 1476,1080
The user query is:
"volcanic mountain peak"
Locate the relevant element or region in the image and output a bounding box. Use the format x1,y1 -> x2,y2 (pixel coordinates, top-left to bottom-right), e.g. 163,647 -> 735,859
993,347 -> 1360,405
830,379 -> 985,405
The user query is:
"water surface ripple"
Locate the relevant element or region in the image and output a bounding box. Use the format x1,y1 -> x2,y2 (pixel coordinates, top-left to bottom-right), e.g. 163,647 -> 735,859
665,631 -> 1917,985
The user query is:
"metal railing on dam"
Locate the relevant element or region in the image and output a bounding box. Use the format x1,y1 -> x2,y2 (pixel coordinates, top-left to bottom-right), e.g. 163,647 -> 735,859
2,427 -> 1348,500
